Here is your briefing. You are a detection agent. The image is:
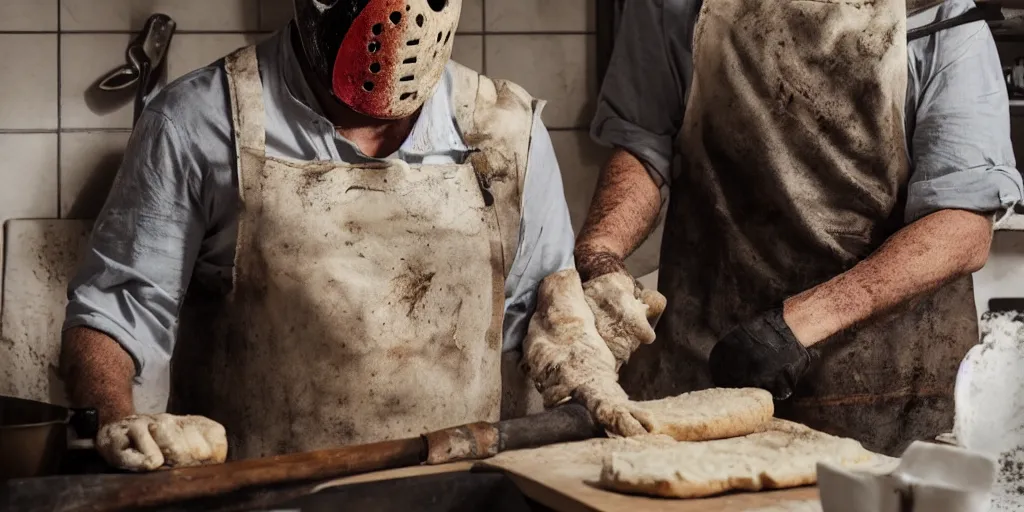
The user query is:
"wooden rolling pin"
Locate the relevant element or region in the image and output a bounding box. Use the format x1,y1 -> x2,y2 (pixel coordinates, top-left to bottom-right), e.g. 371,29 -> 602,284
4,403 -> 602,512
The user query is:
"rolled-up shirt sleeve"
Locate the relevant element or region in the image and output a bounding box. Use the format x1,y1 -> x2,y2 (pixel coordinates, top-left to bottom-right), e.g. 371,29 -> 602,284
502,110 -> 576,352
590,0 -> 689,188
63,109 -> 205,376
905,14 -> 1023,223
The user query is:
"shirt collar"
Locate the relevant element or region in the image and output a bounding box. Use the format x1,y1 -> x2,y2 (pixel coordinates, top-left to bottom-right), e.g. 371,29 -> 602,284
275,23 -> 470,162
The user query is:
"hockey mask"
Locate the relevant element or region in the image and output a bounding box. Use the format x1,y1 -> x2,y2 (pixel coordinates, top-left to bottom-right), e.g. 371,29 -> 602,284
293,0 -> 462,119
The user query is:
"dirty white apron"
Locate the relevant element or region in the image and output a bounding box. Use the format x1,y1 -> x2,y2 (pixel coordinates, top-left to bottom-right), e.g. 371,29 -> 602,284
621,0 -> 978,456
169,46 -> 542,460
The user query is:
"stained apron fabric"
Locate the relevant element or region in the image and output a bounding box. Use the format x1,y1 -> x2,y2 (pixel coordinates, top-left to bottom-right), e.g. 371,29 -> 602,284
169,46 -> 541,459
620,0 -> 979,456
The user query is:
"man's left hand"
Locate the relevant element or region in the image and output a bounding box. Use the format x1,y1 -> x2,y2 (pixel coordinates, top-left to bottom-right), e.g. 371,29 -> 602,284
583,271 -> 667,370
708,308 -> 811,400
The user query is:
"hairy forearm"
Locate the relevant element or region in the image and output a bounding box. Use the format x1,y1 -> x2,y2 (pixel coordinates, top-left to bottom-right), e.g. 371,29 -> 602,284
60,327 -> 136,424
575,148 -> 662,281
783,209 -> 993,347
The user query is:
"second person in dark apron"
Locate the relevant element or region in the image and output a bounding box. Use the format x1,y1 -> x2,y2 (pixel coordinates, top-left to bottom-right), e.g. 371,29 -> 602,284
577,0 -> 1022,456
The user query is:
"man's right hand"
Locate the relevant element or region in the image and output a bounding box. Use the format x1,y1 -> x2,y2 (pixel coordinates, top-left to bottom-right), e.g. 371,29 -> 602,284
523,268 -> 655,438
571,379 -> 654,437
96,414 -> 228,472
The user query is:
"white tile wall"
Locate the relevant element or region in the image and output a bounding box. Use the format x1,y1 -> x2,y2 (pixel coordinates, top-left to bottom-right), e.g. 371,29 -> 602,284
460,0 -> 484,33
0,134 -> 59,221
451,35 -> 483,72
60,33 -> 134,129
486,34 -> 597,129
485,0 -> 595,32
0,34 -> 58,129
60,0 -> 260,32
0,1 -> 58,31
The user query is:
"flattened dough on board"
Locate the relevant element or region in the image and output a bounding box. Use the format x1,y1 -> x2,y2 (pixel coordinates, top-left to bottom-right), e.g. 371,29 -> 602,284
634,387 -> 774,441
599,419 -> 897,499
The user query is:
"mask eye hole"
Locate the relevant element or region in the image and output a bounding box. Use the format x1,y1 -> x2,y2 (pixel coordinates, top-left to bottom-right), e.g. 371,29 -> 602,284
426,0 -> 447,12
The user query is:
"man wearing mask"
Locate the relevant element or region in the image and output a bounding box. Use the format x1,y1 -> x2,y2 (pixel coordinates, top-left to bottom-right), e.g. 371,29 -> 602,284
578,0 -> 1023,456
59,0 -> 654,471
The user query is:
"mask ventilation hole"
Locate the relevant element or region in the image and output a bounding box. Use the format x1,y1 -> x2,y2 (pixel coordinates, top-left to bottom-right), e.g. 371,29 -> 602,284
372,23 -> 383,35
368,41 -> 380,53
402,57 -> 417,64
444,31 -> 451,44
369,62 -> 381,73
363,82 -> 375,91
406,39 -> 420,46
427,0 -> 447,12
400,75 -> 414,82
416,14 -> 424,26
406,4 -> 411,10
389,12 -> 402,24
400,92 -> 418,101
436,32 -> 442,43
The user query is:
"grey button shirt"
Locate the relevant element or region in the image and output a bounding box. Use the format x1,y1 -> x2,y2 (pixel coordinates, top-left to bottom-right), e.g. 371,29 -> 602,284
593,0 -> 1023,222
63,25 -> 576,375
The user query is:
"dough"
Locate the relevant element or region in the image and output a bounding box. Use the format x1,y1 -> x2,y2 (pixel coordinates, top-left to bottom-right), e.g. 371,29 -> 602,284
633,387 -> 774,441
599,419 -> 891,499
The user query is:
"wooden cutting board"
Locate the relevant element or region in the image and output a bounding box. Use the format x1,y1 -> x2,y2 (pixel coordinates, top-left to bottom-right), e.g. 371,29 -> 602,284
476,437 -> 824,512
315,460 -> 821,512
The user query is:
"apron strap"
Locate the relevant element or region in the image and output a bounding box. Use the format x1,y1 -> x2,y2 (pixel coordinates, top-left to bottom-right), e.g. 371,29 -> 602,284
447,62 -> 536,277
224,46 -> 268,200
907,3 -> 1002,41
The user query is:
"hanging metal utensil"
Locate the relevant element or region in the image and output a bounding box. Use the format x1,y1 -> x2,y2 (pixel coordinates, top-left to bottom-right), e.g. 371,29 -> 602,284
97,14 -> 177,125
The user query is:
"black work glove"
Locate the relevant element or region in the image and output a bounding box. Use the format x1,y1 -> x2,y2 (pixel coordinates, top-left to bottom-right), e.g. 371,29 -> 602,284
708,308 -> 811,400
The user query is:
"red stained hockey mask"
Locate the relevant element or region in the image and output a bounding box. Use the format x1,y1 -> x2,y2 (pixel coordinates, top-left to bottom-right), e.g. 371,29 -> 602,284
293,0 -> 462,119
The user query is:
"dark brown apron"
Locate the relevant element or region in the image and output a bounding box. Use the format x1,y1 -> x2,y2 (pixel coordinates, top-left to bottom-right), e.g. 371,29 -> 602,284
620,0 -> 977,456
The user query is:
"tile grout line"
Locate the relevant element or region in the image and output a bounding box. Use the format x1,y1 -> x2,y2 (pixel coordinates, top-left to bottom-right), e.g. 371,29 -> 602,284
480,0 -> 487,74
0,128 -> 133,134
56,0 -> 63,220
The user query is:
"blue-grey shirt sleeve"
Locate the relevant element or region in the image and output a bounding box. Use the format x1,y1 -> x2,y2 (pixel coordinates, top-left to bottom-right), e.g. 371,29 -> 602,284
590,0 -> 695,188
905,5 -> 1023,223
63,109 -> 205,376
502,112 -> 576,352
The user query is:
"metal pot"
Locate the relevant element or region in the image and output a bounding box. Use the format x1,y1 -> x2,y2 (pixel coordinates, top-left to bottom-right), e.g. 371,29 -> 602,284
0,396 -> 98,480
